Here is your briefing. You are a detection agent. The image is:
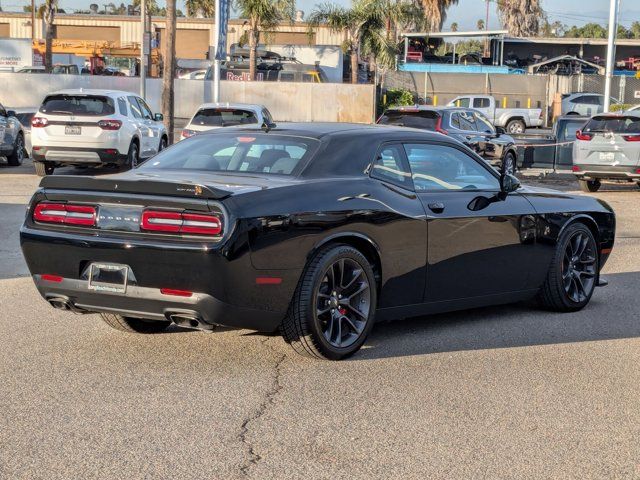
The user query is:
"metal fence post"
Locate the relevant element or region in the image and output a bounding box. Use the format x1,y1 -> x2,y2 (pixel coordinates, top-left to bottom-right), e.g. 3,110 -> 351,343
619,75 -> 626,104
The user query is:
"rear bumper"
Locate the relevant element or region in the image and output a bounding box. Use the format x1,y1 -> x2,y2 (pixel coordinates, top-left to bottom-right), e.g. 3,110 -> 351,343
33,274 -> 283,331
574,164 -> 640,181
32,146 -> 128,165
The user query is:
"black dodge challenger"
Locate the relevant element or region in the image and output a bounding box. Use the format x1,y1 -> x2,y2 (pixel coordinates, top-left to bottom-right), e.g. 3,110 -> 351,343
20,123 -> 616,360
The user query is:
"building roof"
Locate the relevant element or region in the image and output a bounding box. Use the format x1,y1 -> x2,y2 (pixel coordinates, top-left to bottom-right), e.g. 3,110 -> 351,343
402,30 -> 509,39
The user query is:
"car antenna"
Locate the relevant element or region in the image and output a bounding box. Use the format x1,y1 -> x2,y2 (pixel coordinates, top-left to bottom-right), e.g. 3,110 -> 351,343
261,121 -> 276,133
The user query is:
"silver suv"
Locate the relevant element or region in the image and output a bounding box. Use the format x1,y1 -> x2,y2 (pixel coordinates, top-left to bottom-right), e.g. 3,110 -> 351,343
573,113 -> 640,192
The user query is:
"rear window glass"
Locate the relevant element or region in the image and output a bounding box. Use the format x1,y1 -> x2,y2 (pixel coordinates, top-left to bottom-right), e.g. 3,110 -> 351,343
192,108 -> 258,127
583,116 -> 640,134
139,133 -> 319,176
378,110 -> 439,130
40,95 -> 115,116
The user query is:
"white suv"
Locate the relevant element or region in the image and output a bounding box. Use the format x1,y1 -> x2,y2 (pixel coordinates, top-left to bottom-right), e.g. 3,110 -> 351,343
180,103 -> 273,141
31,89 -> 167,176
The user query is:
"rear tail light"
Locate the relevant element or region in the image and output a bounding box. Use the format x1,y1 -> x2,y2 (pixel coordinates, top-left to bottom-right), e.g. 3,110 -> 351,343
31,116 -> 49,128
181,128 -> 197,138
575,130 -> 593,141
98,119 -> 122,130
140,210 -> 222,236
33,202 -> 97,226
622,134 -> 640,142
435,116 -> 448,135
572,165 -> 581,172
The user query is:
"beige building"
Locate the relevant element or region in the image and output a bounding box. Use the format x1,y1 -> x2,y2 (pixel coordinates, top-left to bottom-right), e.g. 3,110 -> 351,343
0,12 -> 344,60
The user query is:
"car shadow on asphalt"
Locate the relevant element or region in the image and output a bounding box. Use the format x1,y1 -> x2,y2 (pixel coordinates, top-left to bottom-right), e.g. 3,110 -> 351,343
355,271 -> 640,361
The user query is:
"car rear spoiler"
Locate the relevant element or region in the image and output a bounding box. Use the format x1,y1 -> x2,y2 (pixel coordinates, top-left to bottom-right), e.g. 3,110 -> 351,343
39,175 -> 233,200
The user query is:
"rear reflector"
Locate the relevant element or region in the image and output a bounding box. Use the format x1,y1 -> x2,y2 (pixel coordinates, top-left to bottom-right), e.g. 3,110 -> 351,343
33,202 -> 97,226
41,274 -> 63,283
160,288 -> 193,297
140,210 -> 222,236
572,165 -> 581,172
256,277 -> 283,285
601,248 -> 613,255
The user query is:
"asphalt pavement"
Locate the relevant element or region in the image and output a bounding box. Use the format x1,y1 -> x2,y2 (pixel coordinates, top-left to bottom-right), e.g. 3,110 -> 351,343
1,159 -> 640,479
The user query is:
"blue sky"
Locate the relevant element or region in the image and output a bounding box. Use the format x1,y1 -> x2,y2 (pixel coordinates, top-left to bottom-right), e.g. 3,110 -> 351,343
8,0 -> 640,29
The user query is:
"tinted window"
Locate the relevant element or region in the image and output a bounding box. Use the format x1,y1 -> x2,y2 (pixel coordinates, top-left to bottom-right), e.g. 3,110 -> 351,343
378,110 -> 439,130
370,144 -> 412,189
139,134 -> 318,175
136,98 -> 153,119
404,143 -> 499,191
117,97 -> 128,116
473,98 -> 490,108
128,96 -> 143,119
583,115 -> 640,134
262,109 -> 273,124
40,95 -> 115,116
191,108 -> 258,127
473,112 -> 494,133
450,111 -> 476,131
559,120 -> 587,140
0,104 -> 6,116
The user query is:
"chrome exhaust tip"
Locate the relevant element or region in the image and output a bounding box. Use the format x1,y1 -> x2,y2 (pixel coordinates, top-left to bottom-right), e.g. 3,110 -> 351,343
166,311 -> 215,331
48,297 -> 71,310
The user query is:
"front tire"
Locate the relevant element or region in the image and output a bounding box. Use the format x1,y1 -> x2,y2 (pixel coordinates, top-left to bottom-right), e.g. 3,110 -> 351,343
578,179 -> 601,192
281,244 -> 377,360
100,313 -> 171,334
7,133 -> 25,166
501,151 -> 517,175
34,161 -> 54,176
538,222 -> 598,312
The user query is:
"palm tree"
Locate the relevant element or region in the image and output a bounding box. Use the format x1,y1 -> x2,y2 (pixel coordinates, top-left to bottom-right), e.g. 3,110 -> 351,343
417,0 -> 458,32
185,0 -> 215,18
162,0 -> 177,143
498,0 -> 544,37
476,19 -> 485,30
235,0 -> 295,81
450,22 -> 458,32
42,0 -> 57,72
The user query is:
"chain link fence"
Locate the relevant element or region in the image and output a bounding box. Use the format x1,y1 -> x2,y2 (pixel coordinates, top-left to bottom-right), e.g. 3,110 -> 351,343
572,74 -> 640,106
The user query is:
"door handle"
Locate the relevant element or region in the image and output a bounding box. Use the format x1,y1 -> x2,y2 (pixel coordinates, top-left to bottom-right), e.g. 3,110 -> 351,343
428,202 -> 445,213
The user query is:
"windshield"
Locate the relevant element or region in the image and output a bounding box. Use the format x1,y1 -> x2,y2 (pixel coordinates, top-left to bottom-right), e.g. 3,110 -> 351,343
378,110 -> 439,130
583,115 -> 640,134
40,95 -> 115,116
139,133 -> 319,176
191,108 -> 258,127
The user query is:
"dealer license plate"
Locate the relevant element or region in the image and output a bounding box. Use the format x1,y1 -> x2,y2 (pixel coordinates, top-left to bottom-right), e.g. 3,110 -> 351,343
88,263 -> 129,293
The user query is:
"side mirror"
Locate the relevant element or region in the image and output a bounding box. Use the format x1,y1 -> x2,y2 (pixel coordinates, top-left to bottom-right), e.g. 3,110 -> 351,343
7,110 -> 16,118
154,113 -> 164,122
500,173 -> 520,193
495,126 -> 506,136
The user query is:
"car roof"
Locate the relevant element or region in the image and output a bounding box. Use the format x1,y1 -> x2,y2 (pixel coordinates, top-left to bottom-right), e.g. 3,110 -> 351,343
46,89 -> 133,97
195,102 -> 266,111
383,106 -> 475,114
200,122 -> 453,142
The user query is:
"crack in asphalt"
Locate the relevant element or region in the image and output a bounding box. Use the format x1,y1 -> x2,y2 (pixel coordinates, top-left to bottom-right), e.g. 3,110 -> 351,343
238,339 -> 286,477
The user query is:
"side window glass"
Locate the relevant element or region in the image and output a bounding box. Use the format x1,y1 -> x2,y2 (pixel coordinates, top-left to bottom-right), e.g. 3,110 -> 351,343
128,96 -> 143,119
455,97 -> 471,108
450,113 -> 461,129
137,98 -> 153,119
117,97 -> 128,116
457,110 -> 477,131
370,144 -> 412,189
474,112 -> 494,133
404,143 -> 500,192
473,98 -> 490,108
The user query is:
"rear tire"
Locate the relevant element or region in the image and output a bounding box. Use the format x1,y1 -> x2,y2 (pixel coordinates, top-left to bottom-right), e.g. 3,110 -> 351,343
7,133 -> 24,166
34,161 -> 54,176
281,244 -> 377,360
505,119 -> 526,134
100,313 -> 171,334
578,179 -> 601,192
537,222 -> 598,312
127,141 -> 139,169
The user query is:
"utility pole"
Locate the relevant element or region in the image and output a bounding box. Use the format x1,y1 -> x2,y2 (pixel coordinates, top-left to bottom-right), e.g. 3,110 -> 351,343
213,0 -> 221,103
140,0 -> 146,98
604,0 -> 619,112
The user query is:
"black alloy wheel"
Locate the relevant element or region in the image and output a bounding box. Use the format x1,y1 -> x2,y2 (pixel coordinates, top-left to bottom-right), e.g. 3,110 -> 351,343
502,152 -> 516,176
159,137 -> 168,152
8,134 -> 24,166
538,222 -> 598,311
128,141 -> 139,169
562,230 -> 597,303
281,244 -> 377,360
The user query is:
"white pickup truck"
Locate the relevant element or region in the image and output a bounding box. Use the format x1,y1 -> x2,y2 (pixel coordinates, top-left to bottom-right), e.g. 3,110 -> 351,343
447,95 -> 543,134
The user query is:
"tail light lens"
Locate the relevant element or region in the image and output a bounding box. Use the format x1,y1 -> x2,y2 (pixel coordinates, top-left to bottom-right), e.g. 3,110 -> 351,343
98,120 -> 122,130
140,210 -> 222,236
623,134 -> 640,142
33,202 -> 97,226
31,116 -> 49,128
435,116 -> 448,135
575,130 -> 593,141
181,128 -> 197,138
572,165 -> 581,172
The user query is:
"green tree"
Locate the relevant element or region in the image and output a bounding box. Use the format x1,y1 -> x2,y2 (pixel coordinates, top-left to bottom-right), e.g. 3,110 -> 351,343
476,19 -> 484,30
564,23 -> 607,39
235,0 -> 295,81
498,0 -> 544,37
185,0 -> 215,17
417,0 -> 458,31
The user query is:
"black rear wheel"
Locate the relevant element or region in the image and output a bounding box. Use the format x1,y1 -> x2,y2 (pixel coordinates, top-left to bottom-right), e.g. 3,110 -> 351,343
100,313 -> 171,334
127,141 -> 139,169
578,179 -> 601,192
7,133 -> 24,166
281,244 -> 377,360
538,222 -> 598,312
